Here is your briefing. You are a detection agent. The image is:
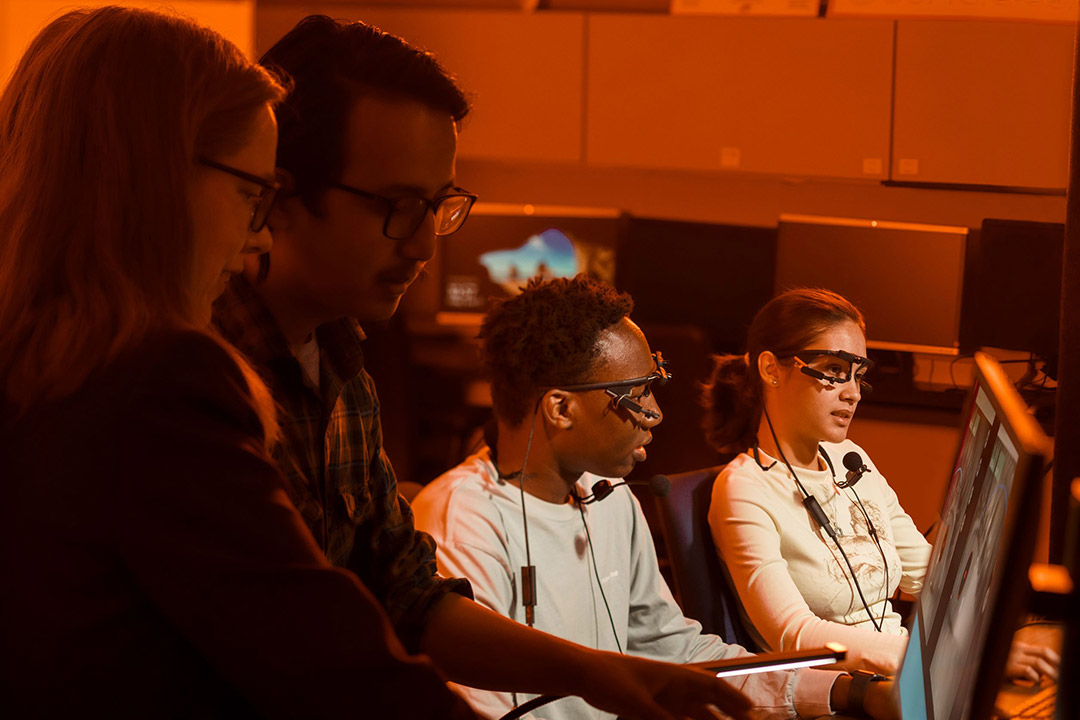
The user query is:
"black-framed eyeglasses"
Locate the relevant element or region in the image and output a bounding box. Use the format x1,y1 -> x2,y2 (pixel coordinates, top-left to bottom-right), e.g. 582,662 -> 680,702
198,157 -> 280,233
330,182 -> 477,240
778,348 -> 874,395
554,352 -> 672,420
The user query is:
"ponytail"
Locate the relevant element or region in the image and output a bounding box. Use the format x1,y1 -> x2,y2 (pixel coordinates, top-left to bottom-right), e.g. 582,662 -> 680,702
701,353 -> 762,454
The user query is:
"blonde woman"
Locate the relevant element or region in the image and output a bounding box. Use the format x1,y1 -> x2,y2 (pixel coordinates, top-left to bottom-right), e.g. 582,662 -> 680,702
0,8 -> 476,717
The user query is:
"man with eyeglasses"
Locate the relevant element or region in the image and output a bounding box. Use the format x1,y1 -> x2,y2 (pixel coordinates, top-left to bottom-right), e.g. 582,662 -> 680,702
213,15 -> 760,720
412,276 -> 896,720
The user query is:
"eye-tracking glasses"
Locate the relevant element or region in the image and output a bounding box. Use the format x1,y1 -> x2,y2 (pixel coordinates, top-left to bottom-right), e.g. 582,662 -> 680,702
554,352 -> 672,420
198,157 -> 280,233
778,349 -> 874,394
331,182 -> 478,240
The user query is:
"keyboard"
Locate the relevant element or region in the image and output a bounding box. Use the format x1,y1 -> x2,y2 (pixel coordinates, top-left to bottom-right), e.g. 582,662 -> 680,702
1001,683 -> 1058,719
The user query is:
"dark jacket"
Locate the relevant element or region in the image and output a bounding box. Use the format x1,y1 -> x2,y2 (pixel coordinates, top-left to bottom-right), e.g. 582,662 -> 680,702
0,331 -> 475,719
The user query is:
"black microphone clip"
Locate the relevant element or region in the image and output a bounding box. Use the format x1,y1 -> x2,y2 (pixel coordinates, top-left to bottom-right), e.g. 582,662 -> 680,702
579,476 -> 671,504
583,480 -> 617,504
838,451 -> 870,489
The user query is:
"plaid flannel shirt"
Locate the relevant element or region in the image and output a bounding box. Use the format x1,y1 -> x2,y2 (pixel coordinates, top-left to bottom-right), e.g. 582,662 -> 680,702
214,275 -> 470,653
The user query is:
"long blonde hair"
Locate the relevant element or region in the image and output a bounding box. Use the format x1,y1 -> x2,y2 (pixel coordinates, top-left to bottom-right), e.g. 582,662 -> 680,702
0,6 -> 285,439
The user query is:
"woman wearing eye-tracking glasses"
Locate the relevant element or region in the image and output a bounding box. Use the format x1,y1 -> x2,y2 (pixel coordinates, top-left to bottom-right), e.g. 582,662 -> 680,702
700,288 -> 931,676
0,7 -> 477,717
700,288 -> 1060,684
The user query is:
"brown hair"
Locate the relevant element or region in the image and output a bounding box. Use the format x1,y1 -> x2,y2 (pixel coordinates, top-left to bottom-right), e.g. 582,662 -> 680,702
0,6 -> 285,433
260,14 -> 470,212
701,287 -> 865,453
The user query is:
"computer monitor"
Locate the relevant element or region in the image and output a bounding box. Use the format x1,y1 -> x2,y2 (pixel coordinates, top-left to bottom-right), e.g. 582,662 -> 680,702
959,218 -> 1063,363
1046,479 -> 1080,720
617,216 -> 776,353
1056,482 -> 1080,720
776,214 -> 968,355
436,203 -> 623,323
896,352 -> 1051,720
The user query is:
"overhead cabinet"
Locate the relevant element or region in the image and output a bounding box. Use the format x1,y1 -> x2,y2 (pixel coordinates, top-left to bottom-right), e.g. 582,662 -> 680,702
891,20 -> 1074,190
585,15 -> 895,180
258,5 -> 587,163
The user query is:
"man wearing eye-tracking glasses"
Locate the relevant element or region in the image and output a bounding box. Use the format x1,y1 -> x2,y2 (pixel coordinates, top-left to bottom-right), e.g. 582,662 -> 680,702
212,16 -> 764,720
413,277 -> 896,720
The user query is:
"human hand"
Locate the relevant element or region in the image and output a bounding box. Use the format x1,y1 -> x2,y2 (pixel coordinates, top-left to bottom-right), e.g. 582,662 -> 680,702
579,652 -> 752,720
1004,641 -> 1060,684
862,680 -> 899,720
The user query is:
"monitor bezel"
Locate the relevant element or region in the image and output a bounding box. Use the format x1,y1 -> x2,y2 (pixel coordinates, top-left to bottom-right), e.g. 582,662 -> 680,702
776,213 -> 969,356
434,202 -> 625,326
966,352 -> 1052,720
898,351 -> 1051,720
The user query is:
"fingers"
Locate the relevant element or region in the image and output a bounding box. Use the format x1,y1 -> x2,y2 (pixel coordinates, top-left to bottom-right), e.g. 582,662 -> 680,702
609,657 -> 752,720
683,703 -> 735,720
657,669 -> 752,720
1031,650 -> 1060,682
702,675 -> 753,720
632,702 -> 680,720
1023,665 -> 1039,683
1005,643 -> 1062,683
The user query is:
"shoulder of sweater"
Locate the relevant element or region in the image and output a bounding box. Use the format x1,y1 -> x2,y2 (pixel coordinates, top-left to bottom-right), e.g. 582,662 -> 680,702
123,329 -> 244,385
415,451 -> 509,530
56,330 -> 249,423
715,452 -> 766,487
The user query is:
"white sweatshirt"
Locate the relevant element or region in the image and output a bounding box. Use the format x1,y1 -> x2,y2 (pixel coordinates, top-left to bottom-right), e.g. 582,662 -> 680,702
413,447 -> 840,720
708,438 -> 932,675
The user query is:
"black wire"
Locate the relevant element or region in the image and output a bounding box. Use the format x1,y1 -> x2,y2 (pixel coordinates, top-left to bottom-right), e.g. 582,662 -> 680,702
949,353 -> 974,391
762,406 -> 813,498
830,539 -> 884,632
577,500 -> 623,654
497,694 -> 563,720
515,400 -> 542,628
849,484 -> 890,632
762,405 -> 882,632
500,400 -> 543,710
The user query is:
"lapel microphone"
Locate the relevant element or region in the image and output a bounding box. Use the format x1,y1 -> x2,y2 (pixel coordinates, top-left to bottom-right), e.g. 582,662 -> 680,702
839,451 -> 870,489
578,475 -> 672,504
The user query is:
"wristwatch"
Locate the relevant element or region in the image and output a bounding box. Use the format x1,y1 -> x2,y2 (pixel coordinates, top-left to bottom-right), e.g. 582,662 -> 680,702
847,669 -> 886,715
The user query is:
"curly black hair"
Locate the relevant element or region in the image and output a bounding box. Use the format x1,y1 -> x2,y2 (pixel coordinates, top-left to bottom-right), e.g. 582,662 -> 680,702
481,275 -> 633,427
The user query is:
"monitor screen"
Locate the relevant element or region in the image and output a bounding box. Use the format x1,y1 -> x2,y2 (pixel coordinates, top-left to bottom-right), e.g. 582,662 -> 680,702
918,382 -> 997,627
897,352 -> 1050,720
437,203 -> 623,319
776,214 -> 968,354
959,218 -> 1063,361
617,216 -> 776,353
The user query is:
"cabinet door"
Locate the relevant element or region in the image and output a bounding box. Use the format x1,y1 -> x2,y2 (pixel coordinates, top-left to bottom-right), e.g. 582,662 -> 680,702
892,20 -> 1074,190
257,5 -> 586,163
586,15 -> 894,180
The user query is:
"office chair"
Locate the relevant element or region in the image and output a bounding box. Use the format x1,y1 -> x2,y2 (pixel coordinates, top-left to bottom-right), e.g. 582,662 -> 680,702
655,464 -> 761,652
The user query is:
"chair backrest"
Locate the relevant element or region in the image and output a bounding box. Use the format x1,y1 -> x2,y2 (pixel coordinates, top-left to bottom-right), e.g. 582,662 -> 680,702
655,465 -> 761,651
